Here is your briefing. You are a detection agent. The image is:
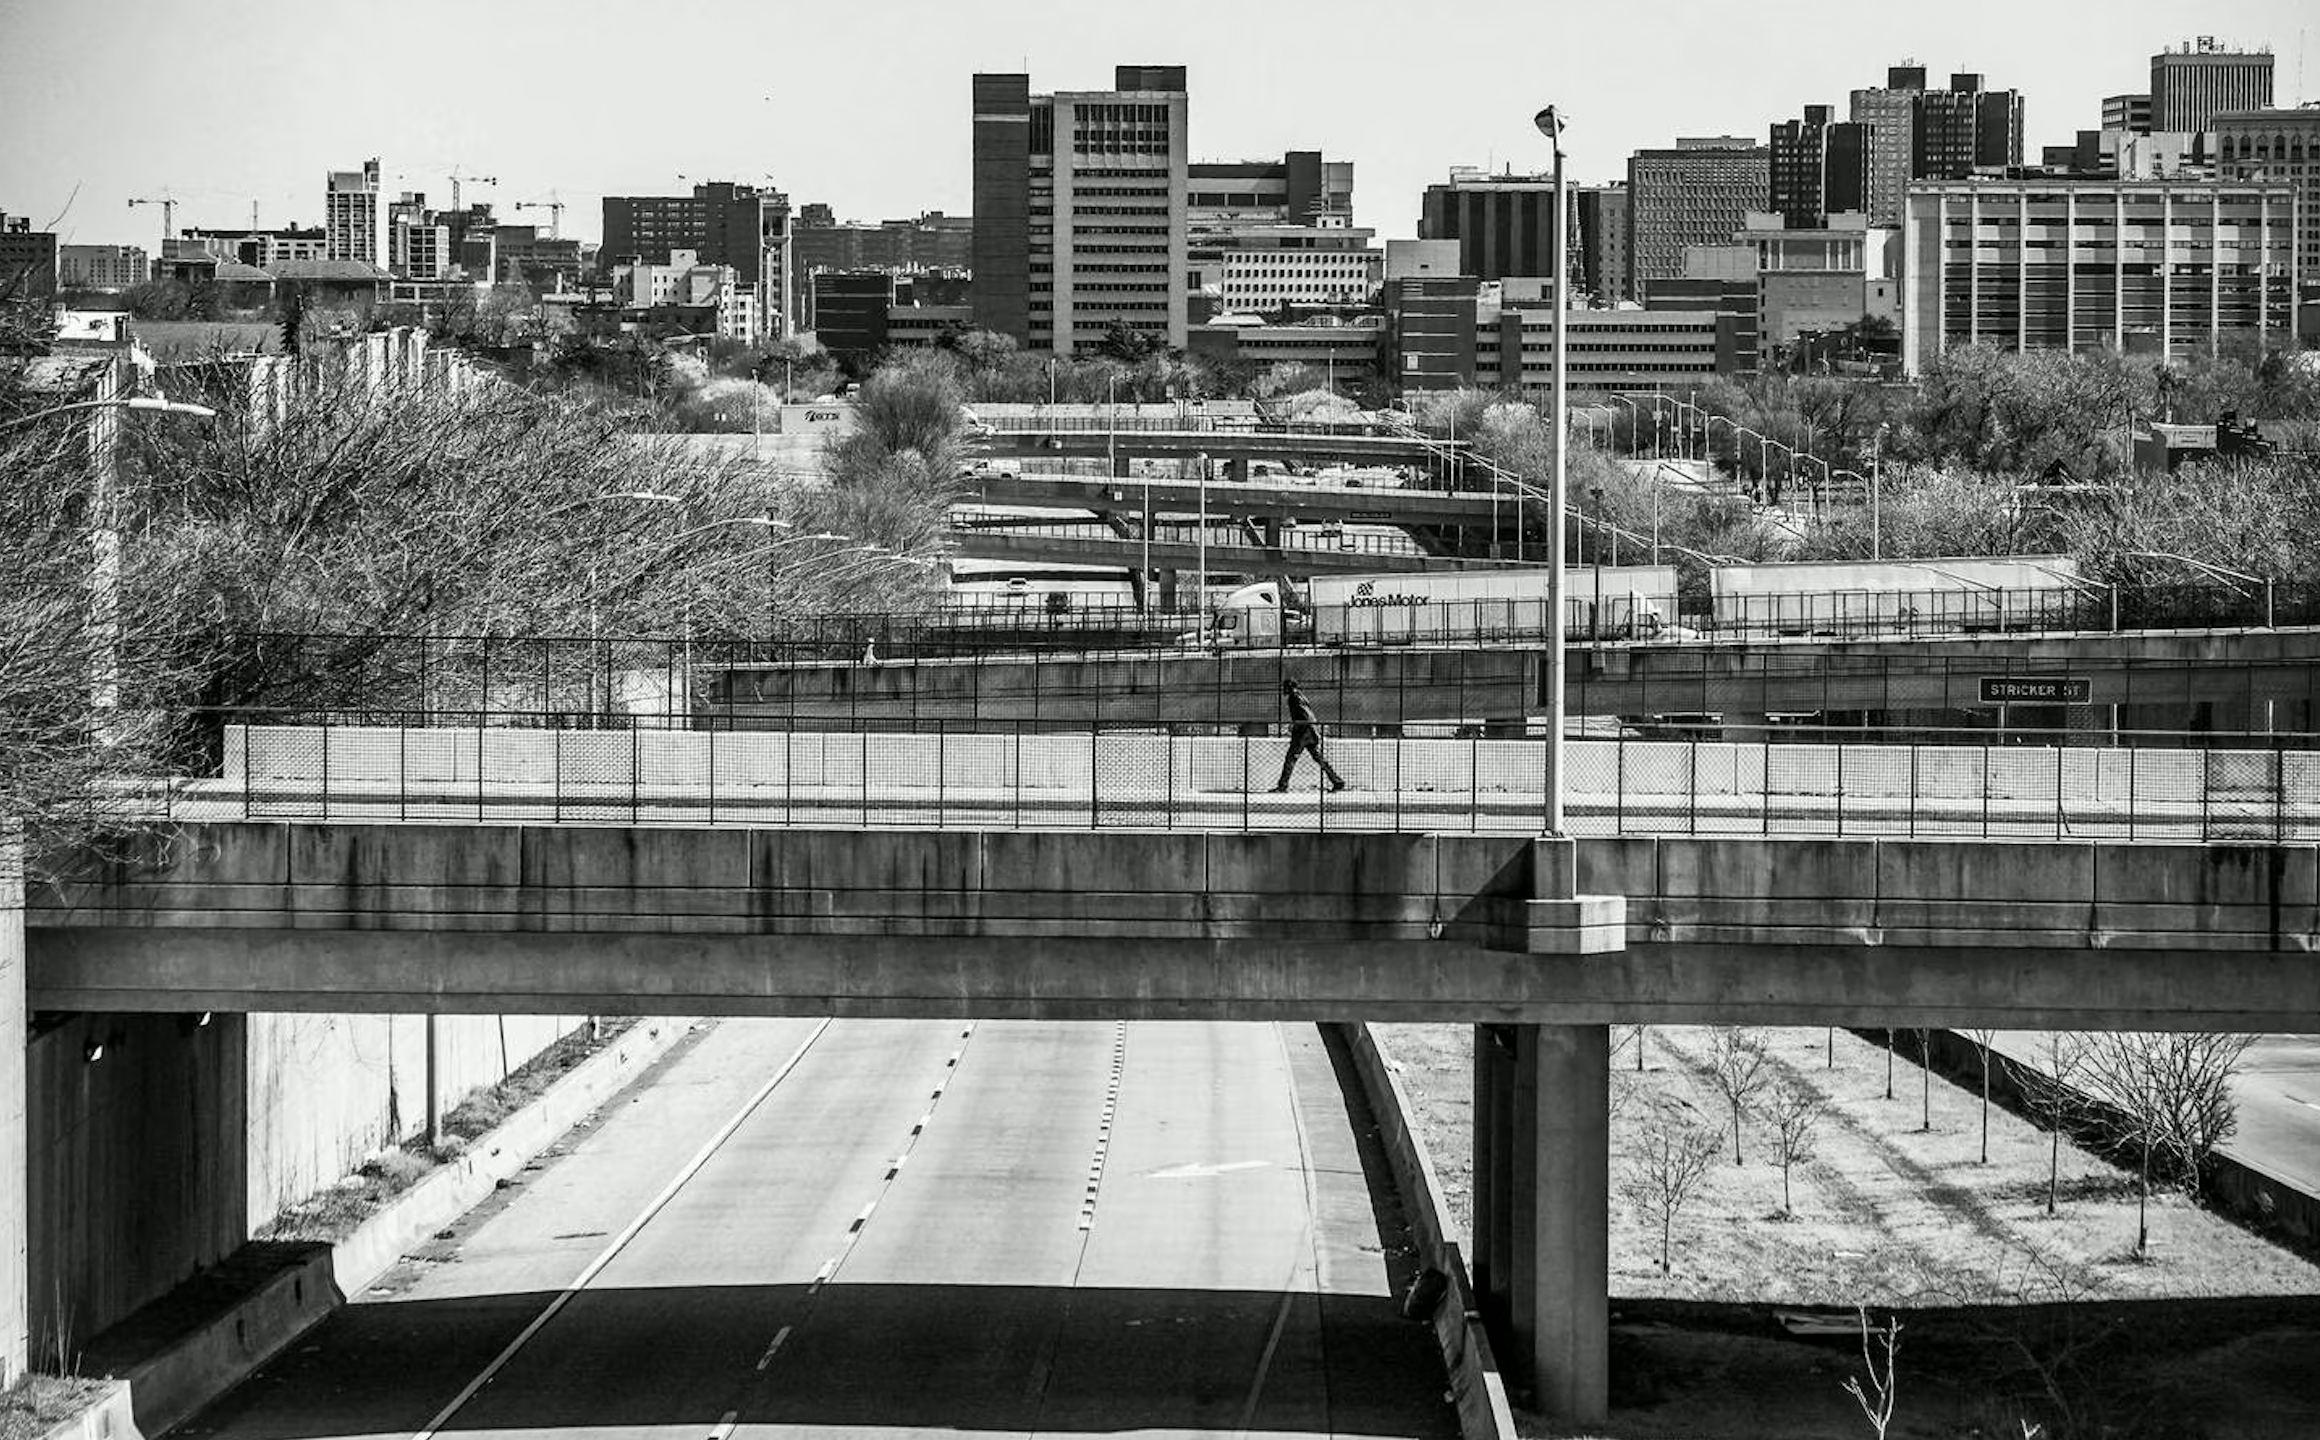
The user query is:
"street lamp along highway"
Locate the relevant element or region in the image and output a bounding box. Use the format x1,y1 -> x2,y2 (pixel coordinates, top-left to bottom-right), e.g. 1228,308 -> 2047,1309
1533,102 -> 1569,838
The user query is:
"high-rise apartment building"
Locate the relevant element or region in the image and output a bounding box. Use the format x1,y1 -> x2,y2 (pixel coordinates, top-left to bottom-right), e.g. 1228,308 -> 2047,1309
1769,105 -> 1870,227
971,64 -> 1190,353
601,181 -> 794,337
1573,184 -> 1630,304
1912,74 -> 2024,180
324,159 -> 383,264
1418,167 -> 1567,282
1901,179 -> 2296,374
2150,38 -> 2273,133
2212,107 -> 2320,297
1625,138 -> 1769,298
1849,65 -> 1926,226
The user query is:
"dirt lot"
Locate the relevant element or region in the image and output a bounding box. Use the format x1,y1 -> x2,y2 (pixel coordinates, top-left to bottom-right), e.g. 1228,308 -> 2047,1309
1375,1023 -> 2320,1439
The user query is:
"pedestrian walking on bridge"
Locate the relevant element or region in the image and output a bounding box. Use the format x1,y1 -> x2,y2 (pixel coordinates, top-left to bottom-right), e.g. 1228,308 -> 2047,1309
1271,678 -> 1346,792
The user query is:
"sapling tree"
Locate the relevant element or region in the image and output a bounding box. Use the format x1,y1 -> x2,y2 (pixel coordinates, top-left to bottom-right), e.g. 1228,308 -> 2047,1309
1703,1025 -> 1773,1164
1620,1118 -> 1722,1275
1761,1076 -> 1829,1216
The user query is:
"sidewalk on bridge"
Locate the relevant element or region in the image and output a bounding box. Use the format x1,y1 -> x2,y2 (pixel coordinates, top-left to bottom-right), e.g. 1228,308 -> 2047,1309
62,1016 -> 697,1438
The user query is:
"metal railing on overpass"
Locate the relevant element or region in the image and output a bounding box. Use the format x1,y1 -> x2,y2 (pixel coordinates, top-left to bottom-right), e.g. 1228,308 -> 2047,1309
203,718 -> 2320,843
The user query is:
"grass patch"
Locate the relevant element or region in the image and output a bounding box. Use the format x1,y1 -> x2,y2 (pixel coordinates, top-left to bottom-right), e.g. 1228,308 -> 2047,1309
259,1018 -> 640,1244
0,1375 -> 117,1440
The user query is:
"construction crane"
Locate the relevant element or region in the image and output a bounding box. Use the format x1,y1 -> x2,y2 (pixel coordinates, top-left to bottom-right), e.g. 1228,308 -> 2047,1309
127,192 -> 178,245
511,196 -> 566,240
448,166 -> 497,215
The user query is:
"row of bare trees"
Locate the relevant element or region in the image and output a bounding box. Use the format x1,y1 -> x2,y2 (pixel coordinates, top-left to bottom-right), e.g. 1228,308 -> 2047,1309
1617,1026 -> 2258,1278
2,302 -> 959,877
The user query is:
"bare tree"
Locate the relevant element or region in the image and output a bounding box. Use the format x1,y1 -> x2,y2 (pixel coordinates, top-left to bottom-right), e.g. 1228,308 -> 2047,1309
1619,1118 -> 1721,1275
1761,1077 -> 1829,1215
1702,1026 -> 1772,1164
2005,1033 -> 2088,1216
1964,1028 -> 1998,1162
1842,1308 -> 1902,1440
2079,1031 -> 2258,1257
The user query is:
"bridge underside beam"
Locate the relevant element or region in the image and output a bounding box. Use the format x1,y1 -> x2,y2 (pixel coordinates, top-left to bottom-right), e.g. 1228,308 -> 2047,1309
28,928 -> 2313,1031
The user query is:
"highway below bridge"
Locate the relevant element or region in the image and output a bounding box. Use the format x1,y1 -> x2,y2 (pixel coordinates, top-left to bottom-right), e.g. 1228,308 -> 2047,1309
174,1016 -> 1455,1440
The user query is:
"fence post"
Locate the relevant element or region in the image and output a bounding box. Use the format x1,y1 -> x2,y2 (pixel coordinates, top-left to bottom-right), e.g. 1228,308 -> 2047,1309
320,723 -> 331,822
706,724 -> 716,828
2275,743 -> 2285,844
630,723 -> 640,825
2054,742 -> 2064,841
937,720 -> 946,829
1908,743 -> 1918,839
1981,743 -> 1991,838
551,727 -> 562,826
2128,744 -> 2138,843
1835,743 -> 1845,837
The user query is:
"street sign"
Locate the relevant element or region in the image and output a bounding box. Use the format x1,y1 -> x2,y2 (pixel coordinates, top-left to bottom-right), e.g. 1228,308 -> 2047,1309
1978,676 -> 2091,705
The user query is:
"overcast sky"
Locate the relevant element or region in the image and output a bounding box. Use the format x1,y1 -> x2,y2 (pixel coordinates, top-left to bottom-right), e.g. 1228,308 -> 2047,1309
2,0 -> 2312,251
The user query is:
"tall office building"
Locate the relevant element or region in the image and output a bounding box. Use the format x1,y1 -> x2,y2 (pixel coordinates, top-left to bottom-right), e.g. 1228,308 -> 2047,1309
1912,74 -> 2024,180
971,64 -> 1189,354
2150,39 -> 2273,133
1769,105 -> 1870,227
1573,183 -> 1630,304
1849,64 -> 1926,226
1625,137 -> 1769,297
1901,179 -> 2296,374
57,244 -> 148,291
601,181 -> 794,337
324,158 -> 383,264
1417,167 -> 1567,281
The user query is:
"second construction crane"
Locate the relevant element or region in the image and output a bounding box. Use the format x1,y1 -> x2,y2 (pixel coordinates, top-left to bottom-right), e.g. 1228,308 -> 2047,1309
510,195 -> 565,240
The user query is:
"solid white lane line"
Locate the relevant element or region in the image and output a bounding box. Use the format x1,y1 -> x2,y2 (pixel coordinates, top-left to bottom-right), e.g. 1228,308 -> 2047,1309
405,1018 -> 834,1440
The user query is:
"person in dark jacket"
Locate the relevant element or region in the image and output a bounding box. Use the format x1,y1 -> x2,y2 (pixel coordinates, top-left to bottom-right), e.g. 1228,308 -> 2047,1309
1271,678 -> 1346,792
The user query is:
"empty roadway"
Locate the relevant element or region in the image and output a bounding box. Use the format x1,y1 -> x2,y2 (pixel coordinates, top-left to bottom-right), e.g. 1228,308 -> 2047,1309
176,1017 -> 1455,1440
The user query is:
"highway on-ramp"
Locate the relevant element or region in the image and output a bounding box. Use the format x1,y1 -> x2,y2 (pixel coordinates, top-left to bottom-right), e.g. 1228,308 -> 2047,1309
176,1018 -> 1455,1439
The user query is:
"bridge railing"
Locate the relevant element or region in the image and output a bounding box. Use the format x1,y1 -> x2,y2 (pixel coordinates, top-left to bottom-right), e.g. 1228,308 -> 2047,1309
208,720 -> 2320,843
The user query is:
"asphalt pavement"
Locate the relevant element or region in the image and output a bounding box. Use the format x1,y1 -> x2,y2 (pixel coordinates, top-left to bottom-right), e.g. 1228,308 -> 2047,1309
177,1017 -> 1454,1439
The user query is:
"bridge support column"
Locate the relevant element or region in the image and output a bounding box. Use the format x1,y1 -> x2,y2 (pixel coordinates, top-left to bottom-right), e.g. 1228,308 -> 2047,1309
1469,1024 -> 1516,1334
1507,1022 -> 1611,1425
1,829 -> 25,1386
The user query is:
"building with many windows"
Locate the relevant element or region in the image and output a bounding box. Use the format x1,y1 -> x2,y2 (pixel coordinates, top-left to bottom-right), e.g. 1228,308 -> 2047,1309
1198,224 -> 1379,315
1901,178 -> 2298,374
2103,93 -> 2153,133
1476,304 -> 1735,393
57,244 -> 146,291
179,226 -> 327,269
1849,65 -> 1926,226
601,181 -> 794,338
1769,105 -> 1869,227
1911,74 -> 2024,180
1625,138 -> 1768,297
1188,317 -> 1379,386
324,159 -> 383,265
2150,38 -> 2273,133
971,64 -> 1189,354
2213,106 -> 2320,326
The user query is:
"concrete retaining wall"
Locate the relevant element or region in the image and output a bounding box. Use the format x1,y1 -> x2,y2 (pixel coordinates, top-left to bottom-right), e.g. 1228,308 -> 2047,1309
1333,1022 -> 1515,1440
245,1012 -> 585,1230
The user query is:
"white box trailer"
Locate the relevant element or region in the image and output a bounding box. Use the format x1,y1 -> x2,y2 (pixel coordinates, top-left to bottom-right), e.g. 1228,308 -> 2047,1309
1708,556 -> 2084,635
1306,566 -> 1681,646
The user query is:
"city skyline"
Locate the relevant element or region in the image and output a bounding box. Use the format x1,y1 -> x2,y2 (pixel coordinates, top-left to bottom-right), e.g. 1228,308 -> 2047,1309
3,0 -> 2313,254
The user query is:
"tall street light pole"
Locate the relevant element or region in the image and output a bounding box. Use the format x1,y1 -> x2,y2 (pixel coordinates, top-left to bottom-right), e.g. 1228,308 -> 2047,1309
1535,104 -> 1568,838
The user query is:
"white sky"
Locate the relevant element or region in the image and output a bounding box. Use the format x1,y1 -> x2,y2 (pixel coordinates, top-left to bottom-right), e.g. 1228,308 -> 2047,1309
2,0 -> 2312,252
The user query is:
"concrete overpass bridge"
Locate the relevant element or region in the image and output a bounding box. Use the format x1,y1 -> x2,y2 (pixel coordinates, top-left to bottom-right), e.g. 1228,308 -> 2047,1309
703,625 -> 2320,733
21,803 -> 2320,1423
976,423 -> 1458,473
946,512 -> 1503,577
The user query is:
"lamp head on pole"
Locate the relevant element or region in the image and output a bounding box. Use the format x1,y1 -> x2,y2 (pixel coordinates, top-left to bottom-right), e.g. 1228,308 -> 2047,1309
1533,106 -> 1566,147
